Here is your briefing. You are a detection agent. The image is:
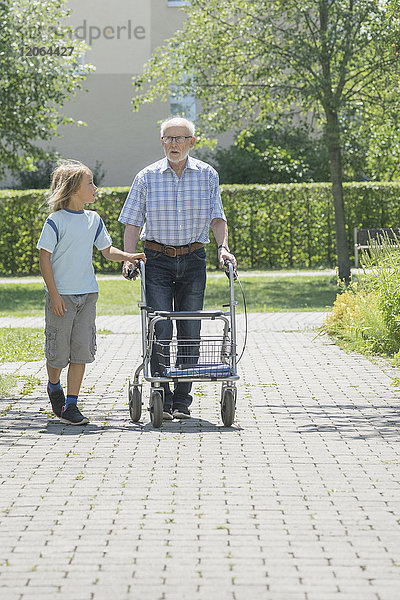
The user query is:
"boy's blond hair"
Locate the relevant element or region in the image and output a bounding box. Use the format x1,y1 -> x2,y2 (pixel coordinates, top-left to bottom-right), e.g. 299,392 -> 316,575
47,160 -> 91,213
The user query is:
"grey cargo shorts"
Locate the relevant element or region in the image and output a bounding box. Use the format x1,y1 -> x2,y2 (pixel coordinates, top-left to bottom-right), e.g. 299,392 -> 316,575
44,292 -> 98,369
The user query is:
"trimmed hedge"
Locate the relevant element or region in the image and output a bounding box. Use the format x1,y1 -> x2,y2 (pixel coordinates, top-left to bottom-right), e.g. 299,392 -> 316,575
1,182 -> 400,275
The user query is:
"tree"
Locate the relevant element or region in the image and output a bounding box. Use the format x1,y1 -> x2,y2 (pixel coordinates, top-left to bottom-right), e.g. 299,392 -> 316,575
132,0 -> 399,281
0,0 -> 92,178
11,156 -> 106,190
340,102 -> 400,182
201,124 -> 330,184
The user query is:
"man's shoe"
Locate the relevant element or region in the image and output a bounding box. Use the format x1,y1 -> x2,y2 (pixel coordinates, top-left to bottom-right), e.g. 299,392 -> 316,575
163,406 -> 174,420
60,404 -> 89,425
173,407 -> 191,419
47,385 -> 65,418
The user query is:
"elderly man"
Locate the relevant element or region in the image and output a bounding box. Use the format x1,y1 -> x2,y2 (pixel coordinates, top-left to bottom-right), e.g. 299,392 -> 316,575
119,117 -> 236,420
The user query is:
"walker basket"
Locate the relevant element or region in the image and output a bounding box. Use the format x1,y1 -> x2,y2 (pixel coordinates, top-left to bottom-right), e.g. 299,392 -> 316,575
154,336 -> 233,378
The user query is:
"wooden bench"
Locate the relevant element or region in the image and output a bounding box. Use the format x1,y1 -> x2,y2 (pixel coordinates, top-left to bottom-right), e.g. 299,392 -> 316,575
354,227 -> 400,268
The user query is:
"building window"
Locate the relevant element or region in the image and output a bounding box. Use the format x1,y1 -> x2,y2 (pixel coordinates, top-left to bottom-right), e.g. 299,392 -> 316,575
168,1 -> 191,6
170,87 -> 197,122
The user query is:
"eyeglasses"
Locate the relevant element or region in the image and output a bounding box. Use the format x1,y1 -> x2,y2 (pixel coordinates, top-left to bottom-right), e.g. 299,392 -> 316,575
161,136 -> 193,144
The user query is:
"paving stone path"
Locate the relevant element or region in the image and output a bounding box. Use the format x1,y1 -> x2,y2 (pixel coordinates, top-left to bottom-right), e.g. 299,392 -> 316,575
1,312 -> 400,600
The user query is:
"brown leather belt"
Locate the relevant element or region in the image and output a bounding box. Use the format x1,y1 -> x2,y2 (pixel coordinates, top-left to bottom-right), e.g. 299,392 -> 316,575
145,240 -> 204,257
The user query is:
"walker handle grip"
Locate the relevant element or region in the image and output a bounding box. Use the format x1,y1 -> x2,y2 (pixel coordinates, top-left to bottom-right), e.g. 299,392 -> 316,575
224,259 -> 237,280
125,267 -> 140,280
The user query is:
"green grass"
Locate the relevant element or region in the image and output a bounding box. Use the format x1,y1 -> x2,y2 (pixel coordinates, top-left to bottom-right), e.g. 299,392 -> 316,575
205,275 -> 338,312
0,274 -> 338,316
0,284 -> 45,316
0,274 -> 338,395
0,374 -> 17,397
0,328 -> 44,362
0,374 -> 41,399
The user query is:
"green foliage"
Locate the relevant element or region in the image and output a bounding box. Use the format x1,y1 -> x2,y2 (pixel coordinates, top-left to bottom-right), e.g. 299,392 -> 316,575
361,235 -> 400,350
202,126 -> 330,184
2,182 -> 400,275
12,156 -> 58,191
323,282 -> 392,354
0,190 -> 48,276
206,116 -> 400,185
12,157 -> 106,190
132,0 -> 398,136
324,232 -> 400,357
386,1 -> 400,55
0,0 -> 93,176
339,101 -> 400,182
131,0 -> 400,281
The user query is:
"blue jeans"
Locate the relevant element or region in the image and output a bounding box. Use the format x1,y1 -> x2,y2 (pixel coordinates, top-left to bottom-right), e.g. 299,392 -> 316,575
145,247 -> 207,410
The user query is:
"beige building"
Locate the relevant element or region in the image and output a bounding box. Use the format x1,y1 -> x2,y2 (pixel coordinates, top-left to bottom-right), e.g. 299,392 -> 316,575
53,0 -> 195,186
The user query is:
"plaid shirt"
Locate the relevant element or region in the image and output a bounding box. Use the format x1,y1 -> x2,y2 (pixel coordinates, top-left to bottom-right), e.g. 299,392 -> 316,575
118,156 -> 226,246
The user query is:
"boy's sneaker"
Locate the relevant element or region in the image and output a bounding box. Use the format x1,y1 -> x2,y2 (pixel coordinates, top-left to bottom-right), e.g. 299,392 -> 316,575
60,404 -> 89,425
47,385 -> 65,418
163,406 -> 174,420
172,407 -> 191,419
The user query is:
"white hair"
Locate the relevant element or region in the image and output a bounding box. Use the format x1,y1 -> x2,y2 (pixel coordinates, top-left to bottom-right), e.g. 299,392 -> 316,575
160,117 -> 195,137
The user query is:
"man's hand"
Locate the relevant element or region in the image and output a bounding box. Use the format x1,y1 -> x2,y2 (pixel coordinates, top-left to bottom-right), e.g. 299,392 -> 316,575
218,247 -> 237,269
50,292 -> 67,317
126,252 -> 146,265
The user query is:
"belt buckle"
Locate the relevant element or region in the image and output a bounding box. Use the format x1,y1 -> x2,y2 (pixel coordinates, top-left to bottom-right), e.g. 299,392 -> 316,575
165,245 -> 177,257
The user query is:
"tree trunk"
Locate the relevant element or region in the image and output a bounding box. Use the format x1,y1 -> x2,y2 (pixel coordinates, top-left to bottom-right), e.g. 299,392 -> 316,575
325,109 -> 351,283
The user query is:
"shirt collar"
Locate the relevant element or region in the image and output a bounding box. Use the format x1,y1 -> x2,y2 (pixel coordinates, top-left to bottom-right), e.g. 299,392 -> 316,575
160,155 -> 199,174
186,155 -> 199,171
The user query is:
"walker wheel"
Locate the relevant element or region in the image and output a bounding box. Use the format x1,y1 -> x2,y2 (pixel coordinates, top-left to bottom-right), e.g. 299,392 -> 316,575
129,385 -> 142,422
149,389 -> 163,428
221,388 -> 236,427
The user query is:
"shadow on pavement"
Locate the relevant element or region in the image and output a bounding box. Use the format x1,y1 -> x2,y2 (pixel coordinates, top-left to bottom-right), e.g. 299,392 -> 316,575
139,418 -> 243,433
256,402 -> 400,440
0,407 -> 242,440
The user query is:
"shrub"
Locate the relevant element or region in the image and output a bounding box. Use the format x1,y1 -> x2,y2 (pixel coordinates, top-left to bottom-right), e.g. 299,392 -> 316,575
11,157 -> 106,190
323,232 -> 400,356
323,283 -> 391,354
361,235 -> 400,355
1,181 -> 400,275
201,126 -> 330,184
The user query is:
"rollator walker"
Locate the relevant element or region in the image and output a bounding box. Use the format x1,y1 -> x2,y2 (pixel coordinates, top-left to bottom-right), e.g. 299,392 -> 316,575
127,259 -> 240,428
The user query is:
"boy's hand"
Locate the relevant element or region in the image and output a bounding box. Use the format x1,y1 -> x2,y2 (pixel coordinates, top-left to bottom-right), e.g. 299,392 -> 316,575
122,253 -> 146,279
126,252 -> 146,264
50,292 -> 67,317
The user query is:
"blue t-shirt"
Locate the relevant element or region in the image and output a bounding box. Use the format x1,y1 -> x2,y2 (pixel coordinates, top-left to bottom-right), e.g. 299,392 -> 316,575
37,208 -> 112,294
